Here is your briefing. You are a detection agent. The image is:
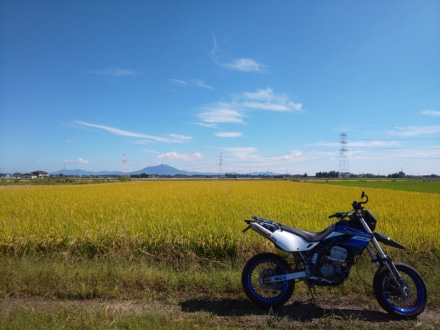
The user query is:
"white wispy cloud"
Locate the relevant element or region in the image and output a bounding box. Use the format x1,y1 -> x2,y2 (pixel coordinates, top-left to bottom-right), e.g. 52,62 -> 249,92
76,120 -> 147,138
221,147 -> 306,172
422,109 -> 440,117
215,132 -> 243,138
273,151 -> 304,161
388,125 -> 440,137
240,88 -> 303,112
224,147 -> 258,159
211,34 -> 265,72
171,78 -> 213,90
85,68 -> 138,76
222,58 -> 265,72
193,79 -> 214,90
156,151 -> 203,160
223,147 -> 304,162
316,140 -> 401,148
170,79 -> 189,86
196,88 -> 302,127
194,122 -> 218,128
64,157 -> 89,164
168,134 -> 192,142
75,121 -> 191,143
197,108 -> 244,124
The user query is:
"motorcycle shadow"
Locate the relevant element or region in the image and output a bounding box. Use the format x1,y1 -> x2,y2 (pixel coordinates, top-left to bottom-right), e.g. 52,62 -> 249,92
179,298 -> 392,323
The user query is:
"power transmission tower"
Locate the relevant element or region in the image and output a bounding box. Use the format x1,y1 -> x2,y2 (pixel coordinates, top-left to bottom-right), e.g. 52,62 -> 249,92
218,153 -> 224,178
122,153 -> 127,176
338,133 -> 349,177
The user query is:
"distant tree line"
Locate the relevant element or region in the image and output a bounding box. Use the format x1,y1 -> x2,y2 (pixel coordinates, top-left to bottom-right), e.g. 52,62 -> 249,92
387,171 -> 406,178
315,171 -> 340,178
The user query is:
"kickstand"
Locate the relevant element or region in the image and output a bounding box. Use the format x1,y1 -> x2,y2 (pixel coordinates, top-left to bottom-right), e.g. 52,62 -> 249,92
307,286 -> 316,302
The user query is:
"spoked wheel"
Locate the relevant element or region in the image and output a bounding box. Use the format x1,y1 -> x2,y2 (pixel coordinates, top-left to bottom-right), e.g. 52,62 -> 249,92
373,262 -> 427,318
241,253 -> 294,308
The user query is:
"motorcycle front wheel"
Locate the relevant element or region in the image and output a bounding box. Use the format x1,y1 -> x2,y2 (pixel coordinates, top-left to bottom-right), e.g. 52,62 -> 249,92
373,262 -> 427,318
241,252 -> 294,308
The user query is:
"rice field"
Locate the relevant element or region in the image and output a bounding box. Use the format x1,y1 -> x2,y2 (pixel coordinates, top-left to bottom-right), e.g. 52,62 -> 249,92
0,180 -> 438,259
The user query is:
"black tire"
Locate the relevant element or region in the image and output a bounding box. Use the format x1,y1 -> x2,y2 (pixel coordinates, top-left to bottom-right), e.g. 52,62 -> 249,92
241,253 -> 295,308
373,262 -> 427,318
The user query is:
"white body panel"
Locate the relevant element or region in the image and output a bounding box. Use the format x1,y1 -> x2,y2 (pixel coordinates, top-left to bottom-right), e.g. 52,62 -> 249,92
270,230 -> 319,251
249,222 -> 344,252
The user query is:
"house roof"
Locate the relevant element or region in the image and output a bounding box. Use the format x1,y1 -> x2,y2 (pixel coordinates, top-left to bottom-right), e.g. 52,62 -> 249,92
31,171 -> 48,175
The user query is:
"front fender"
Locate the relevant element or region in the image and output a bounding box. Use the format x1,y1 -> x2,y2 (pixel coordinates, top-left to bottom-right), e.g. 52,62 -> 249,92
374,232 -> 405,249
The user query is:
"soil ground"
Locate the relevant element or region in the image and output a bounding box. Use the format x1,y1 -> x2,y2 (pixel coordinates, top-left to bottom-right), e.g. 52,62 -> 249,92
1,295 -> 439,329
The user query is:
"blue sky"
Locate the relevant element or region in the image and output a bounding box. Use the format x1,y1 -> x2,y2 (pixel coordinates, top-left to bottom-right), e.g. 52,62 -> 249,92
1,0 -> 439,175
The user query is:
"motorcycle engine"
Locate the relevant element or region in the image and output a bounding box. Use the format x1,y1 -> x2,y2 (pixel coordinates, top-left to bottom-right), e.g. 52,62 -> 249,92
310,245 -> 352,285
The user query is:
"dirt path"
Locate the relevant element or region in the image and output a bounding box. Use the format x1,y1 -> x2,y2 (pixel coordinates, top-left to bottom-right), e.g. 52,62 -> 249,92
1,296 -> 439,329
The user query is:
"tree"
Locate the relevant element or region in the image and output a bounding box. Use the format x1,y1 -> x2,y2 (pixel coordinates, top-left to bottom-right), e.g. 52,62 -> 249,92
316,171 -> 339,178
388,171 -> 406,178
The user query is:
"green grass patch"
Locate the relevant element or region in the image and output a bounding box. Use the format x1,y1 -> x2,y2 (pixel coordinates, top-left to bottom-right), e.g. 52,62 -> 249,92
310,179 -> 440,193
0,300 -> 220,330
1,252 -> 438,308
0,255 -> 242,300
0,252 -> 438,329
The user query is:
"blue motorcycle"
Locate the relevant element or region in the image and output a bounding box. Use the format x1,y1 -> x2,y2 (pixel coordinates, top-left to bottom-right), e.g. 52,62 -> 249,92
241,192 -> 427,318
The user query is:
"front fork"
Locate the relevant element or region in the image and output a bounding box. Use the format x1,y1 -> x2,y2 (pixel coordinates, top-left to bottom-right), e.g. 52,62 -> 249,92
360,216 -> 408,298
366,239 -> 408,298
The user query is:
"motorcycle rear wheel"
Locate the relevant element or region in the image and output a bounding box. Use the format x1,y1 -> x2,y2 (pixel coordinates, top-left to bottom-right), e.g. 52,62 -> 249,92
241,253 -> 294,308
373,262 -> 427,318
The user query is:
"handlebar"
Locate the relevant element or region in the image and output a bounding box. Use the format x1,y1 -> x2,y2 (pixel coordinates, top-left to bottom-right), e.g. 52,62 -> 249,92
352,191 -> 368,210
328,191 -> 369,219
329,212 -> 348,219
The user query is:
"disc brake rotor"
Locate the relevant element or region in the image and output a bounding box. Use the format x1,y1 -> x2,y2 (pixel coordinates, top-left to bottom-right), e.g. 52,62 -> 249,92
385,276 -> 412,304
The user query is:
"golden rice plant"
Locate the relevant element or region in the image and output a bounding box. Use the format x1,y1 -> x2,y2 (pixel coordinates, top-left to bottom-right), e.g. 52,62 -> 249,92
0,181 -> 438,260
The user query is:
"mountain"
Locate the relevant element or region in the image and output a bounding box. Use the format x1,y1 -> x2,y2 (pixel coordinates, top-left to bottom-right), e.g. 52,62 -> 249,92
51,169 -> 123,176
52,164 -> 203,176
51,164 -> 280,177
130,164 -> 197,176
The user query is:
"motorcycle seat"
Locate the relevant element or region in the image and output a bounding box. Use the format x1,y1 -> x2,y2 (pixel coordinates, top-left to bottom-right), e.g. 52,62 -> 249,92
280,223 -> 336,242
